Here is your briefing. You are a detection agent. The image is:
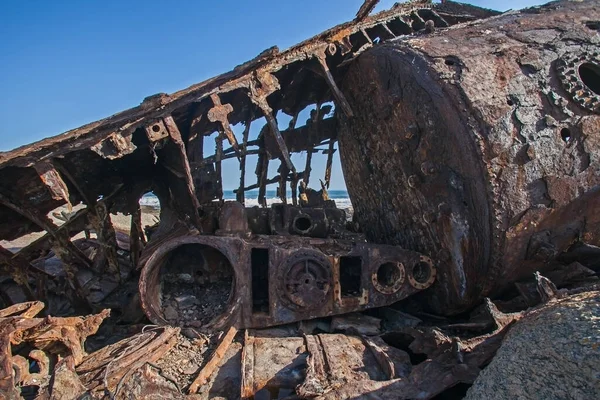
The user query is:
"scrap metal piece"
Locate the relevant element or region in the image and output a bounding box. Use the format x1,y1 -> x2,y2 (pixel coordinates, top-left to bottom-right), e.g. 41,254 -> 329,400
188,326 -> 238,394
356,0 -> 381,22
145,120 -> 170,143
0,302 -> 109,397
33,161 -> 71,207
91,131 -> 137,160
237,118 -> 252,204
77,326 -> 179,395
315,50 -> 354,118
208,93 -> 242,158
157,116 -> 203,228
240,330 -> 255,399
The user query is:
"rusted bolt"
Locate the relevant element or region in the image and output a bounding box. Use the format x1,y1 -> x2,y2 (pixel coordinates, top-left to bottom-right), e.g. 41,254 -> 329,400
408,175 -> 420,188
423,212 -> 437,224
421,161 -> 437,175
327,43 -> 337,56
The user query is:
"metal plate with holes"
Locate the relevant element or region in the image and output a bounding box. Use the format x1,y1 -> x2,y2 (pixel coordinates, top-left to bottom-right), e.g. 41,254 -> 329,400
557,50 -> 600,113
407,255 -> 437,290
371,261 -> 406,294
280,250 -> 332,309
145,120 -> 170,142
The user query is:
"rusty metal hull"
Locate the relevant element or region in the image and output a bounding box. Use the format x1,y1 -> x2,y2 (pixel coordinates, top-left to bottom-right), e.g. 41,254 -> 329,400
338,0 -> 600,314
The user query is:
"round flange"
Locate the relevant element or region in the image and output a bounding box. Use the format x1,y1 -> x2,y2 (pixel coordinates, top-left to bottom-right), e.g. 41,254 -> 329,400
407,255 -> 437,290
292,213 -> 314,235
281,250 -> 332,309
371,261 -> 406,294
556,50 -> 600,113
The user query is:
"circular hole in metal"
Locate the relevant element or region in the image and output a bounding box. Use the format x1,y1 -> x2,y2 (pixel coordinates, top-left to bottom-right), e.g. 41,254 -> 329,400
578,62 -> 600,95
507,98 -> 515,106
152,124 -> 161,133
376,262 -> 402,288
158,243 -> 234,328
445,58 -> 455,66
560,128 -> 571,143
293,215 -> 313,233
412,261 -> 432,284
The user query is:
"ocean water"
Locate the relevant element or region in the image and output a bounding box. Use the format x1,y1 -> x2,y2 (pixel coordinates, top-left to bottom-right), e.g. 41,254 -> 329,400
140,189 -> 353,209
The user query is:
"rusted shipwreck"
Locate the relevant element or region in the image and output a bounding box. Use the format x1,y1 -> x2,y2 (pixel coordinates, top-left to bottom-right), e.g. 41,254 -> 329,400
0,0 -> 599,398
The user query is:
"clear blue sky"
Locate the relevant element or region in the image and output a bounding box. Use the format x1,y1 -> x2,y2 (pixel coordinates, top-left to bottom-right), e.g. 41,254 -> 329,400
0,0 -> 543,190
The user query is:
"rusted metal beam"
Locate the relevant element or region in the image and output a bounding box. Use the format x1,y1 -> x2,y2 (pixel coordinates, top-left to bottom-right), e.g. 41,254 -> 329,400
324,140 -> 336,189
356,0 -> 381,22
188,326 -> 238,394
88,202 -> 120,275
159,116 -> 203,228
304,147 -> 313,187
0,192 -> 92,270
237,118 -> 252,204
248,71 -> 296,173
15,183 -> 124,263
278,161 -> 289,204
46,163 -> 121,275
33,161 -> 71,207
215,134 -> 224,201
315,50 -> 354,118
257,151 -> 269,208
130,202 -> 143,269
208,93 -> 242,159
52,158 -> 94,207
240,330 -> 255,399
187,104 -> 205,163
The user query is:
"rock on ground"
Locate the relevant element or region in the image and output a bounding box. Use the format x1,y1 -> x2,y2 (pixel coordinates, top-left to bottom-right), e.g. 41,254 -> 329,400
465,291 -> 600,400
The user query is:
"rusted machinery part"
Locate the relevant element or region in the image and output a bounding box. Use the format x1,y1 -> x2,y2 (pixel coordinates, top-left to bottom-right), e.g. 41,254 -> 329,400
139,235 -> 239,329
280,250 -> 333,310
139,232 -> 437,330
188,326 -> 238,394
0,303 -> 109,396
337,0 -> 600,315
0,301 -> 44,318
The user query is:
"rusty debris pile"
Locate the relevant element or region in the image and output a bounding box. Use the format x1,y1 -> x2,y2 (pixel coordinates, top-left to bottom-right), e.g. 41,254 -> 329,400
1,0 -> 599,398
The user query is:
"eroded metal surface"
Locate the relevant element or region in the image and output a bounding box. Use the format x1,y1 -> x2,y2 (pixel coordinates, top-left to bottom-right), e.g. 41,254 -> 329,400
0,0 -> 599,398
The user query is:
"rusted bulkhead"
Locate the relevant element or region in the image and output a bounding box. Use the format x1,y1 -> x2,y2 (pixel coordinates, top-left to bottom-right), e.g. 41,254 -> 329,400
338,0 -> 600,314
139,204 -> 436,329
